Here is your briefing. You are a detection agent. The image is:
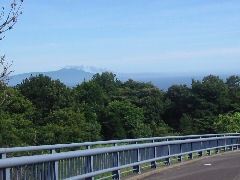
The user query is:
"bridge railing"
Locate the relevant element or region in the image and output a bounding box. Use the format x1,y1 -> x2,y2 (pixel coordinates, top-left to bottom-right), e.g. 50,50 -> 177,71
0,133 -> 238,158
0,135 -> 239,180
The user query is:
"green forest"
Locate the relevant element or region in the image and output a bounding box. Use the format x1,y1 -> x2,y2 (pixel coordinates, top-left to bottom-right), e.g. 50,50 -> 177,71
0,72 -> 240,147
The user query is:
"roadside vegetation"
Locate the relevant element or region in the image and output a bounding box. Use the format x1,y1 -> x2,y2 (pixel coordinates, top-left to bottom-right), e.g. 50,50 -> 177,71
0,73 -> 240,147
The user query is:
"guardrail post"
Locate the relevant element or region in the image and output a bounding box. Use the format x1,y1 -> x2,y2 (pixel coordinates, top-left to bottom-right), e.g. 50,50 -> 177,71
51,149 -> 58,180
223,137 -> 227,152
198,151 -> 202,157
151,140 -> 157,168
112,151 -> 120,180
188,142 -> 193,160
112,143 -> 120,180
198,138 -> 202,157
215,138 -> 219,154
87,143 -> 95,179
188,153 -> 193,159
207,150 -> 211,156
215,139 -> 219,154
165,145 -> 171,165
231,138 -> 234,151
237,140 -> 240,150
85,155 -> 94,180
1,153 -> 10,180
178,155 -> 182,162
133,148 -> 141,174
178,144 -> 182,162
90,155 -> 94,180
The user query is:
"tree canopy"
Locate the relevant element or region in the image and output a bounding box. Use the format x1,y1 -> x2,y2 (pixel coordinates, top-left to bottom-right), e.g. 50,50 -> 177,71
0,73 -> 240,147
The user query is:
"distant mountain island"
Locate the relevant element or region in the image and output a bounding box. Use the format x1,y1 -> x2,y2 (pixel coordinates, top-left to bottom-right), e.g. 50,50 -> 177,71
8,66 -> 237,91
9,67 -> 93,87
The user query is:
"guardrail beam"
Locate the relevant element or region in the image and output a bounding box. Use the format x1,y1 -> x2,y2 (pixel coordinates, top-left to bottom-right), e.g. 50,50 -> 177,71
0,134 -> 240,180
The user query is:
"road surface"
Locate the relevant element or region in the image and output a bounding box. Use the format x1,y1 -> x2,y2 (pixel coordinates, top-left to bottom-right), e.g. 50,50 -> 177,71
131,151 -> 240,180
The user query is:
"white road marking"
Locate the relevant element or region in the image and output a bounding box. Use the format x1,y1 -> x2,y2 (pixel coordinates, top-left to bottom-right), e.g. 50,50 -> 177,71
204,163 -> 212,166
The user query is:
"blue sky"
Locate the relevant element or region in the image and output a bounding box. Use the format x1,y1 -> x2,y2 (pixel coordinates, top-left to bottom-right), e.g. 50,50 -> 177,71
1,0 -> 240,74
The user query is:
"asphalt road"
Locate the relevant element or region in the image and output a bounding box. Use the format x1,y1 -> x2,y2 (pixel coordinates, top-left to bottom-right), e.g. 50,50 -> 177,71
138,151 -> 240,180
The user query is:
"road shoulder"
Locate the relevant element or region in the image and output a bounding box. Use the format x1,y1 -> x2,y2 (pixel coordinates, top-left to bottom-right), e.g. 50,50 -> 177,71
125,150 -> 240,180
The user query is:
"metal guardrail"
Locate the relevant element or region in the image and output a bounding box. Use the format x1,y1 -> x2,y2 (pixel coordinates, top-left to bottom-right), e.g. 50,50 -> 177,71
0,135 -> 239,180
0,133 -> 238,156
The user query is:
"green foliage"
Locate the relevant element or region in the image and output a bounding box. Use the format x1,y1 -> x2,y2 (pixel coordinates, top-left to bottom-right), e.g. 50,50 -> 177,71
38,107 -> 101,145
102,100 -> 151,139
74,81 -> 105,107
226,75 -> 240,88
1,72 -> 240,147
179,114 -> 193,135
16,74 -> 72,119
0,114 -> 21,147
165,85 -> 194,130
214,112 -> 240,133
0,88 -> 36,147
226,76 -> 240,112
116,80 -> 170,136
192,75 -> 230,113
164,75 -> 233,133
92,72 -> 121,96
